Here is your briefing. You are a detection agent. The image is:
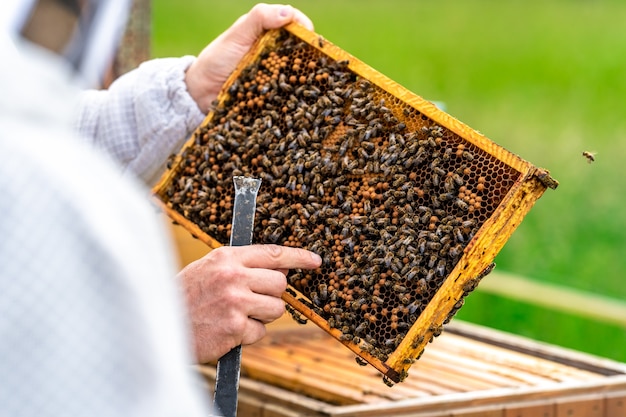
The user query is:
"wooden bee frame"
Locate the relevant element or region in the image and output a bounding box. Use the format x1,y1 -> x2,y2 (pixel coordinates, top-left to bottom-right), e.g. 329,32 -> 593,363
153,23 -> 557,384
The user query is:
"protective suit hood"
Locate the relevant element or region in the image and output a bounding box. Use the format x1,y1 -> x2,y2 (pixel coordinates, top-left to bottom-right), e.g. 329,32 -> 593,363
0,0 -> 131,88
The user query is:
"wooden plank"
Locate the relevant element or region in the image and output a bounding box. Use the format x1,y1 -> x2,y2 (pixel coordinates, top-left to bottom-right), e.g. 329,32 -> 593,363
281,336 -> 466,395
438,332 -> 601,382
245,325 -> 535,403
555,394 -> 604,417
240,348 -> 370,404
422,347 -> 554,387
477,271 -> 626,328
255,341 -> 429,399
447,321 -> 626,376
328,381 -> 626,417
235,393 -> 263,417
231,323 -> 626,414
262,403 -> 313,417
247,344 -> 459,401
199,366 -> 333,417
605,391 -> 626,417
242,347 -> 399,403
453,408 -> 504,417
504,402 -> 554,417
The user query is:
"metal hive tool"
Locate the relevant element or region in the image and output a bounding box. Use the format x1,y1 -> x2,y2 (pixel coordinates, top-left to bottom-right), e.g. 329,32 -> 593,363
153,23 -> 558,384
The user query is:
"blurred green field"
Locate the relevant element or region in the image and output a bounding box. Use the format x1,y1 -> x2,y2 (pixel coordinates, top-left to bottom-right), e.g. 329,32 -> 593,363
152,0 -> 626,361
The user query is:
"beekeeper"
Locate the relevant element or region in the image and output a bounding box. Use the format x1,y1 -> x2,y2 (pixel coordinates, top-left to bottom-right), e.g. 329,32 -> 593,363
0,1 -> 318,415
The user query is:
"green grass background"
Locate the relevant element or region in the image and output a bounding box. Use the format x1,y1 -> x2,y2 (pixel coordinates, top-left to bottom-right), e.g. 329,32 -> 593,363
152,0 -> 626,361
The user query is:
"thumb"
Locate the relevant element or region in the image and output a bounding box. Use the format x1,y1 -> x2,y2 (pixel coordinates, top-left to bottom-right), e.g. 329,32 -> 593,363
224,4 -> 314,47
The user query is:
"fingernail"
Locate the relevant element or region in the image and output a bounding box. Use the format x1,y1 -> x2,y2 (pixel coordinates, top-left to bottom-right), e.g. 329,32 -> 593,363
279,6 -> 290,18
310,252 -> 322,265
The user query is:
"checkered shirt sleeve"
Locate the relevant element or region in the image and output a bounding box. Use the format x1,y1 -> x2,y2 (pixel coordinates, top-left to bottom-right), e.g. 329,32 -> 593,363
75,56 -> 207,186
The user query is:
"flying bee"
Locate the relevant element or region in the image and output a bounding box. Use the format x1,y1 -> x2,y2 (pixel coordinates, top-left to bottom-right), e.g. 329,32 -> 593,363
582,151 -> 596,163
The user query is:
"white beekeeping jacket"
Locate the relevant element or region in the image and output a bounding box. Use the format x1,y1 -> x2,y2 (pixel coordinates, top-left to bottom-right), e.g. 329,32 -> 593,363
76,55 -> 206,186
0,36 -> 212,416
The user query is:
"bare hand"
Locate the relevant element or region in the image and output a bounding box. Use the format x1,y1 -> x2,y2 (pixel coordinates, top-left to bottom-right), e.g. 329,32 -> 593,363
178,244 -> 322,363
185,3 -> 314,113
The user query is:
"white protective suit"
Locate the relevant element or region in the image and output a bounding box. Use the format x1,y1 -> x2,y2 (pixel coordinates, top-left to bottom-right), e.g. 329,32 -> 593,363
0,20 -> 212,417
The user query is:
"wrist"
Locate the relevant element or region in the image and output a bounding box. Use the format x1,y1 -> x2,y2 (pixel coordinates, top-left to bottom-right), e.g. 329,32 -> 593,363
184,59 -> 221,114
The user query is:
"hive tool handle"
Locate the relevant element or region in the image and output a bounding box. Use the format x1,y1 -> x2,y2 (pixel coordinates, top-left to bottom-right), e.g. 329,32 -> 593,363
212,176 -> 262,417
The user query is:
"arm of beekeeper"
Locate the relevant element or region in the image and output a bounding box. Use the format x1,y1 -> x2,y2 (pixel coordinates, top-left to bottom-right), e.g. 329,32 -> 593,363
75,56 -> 205,187
75,4 -> 313,187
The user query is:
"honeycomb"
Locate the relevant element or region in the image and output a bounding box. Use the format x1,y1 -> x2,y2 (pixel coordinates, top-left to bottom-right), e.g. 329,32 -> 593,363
155,24 -> 557,384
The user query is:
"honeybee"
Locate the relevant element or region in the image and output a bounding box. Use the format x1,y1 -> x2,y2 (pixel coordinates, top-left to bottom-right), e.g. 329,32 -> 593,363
582,151 -> 596,163
286,304 -> 308,325
354,322 -> 368,335
355,356 -> 368,366
429,324 -> 443,337
411,335 -> 425,349
382,376 -> 395,387
311,291 -> 323,307
463,278 -> 480,293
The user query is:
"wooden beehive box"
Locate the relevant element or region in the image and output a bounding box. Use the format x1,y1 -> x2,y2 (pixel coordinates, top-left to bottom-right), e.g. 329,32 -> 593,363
153,23 -> 558,384
198,321 -> 626,417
